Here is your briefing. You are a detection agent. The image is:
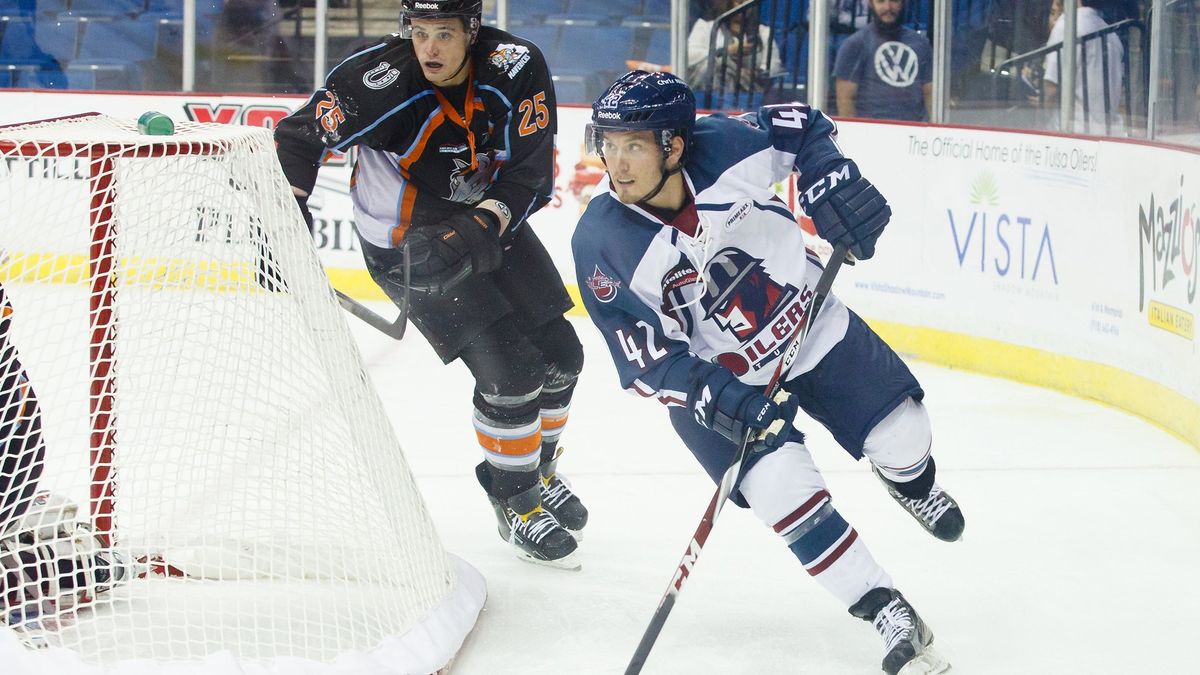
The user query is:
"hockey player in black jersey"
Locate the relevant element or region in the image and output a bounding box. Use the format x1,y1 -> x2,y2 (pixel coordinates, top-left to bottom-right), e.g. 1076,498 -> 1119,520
275,0 -> 586,568
1,282 -> 128,643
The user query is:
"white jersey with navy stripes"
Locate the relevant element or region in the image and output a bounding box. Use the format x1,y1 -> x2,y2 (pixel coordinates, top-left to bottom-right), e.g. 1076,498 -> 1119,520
572,105 -> 855,406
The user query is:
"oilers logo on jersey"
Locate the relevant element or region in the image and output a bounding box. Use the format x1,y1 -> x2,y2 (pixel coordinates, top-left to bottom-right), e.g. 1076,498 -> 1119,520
696,248 -> 810,377
700,248 -> 798,341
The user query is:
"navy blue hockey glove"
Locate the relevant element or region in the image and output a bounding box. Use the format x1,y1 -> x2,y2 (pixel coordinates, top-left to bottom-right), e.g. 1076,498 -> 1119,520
799,160 -> 891,260
689,364 -> 800,452
400,208 -> 502,293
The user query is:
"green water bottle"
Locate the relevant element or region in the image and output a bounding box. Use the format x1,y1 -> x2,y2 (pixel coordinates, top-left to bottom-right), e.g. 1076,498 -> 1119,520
137,111 -> 175,136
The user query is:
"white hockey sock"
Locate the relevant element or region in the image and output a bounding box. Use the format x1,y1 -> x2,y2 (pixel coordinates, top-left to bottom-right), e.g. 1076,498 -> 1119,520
741,444 -> 892,608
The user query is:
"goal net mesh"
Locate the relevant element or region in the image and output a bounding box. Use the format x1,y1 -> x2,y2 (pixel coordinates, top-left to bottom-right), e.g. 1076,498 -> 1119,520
0,113 -> 481,672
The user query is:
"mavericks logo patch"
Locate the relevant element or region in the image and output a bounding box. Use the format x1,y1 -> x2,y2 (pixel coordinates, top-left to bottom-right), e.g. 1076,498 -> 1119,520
489,43 -> 532,79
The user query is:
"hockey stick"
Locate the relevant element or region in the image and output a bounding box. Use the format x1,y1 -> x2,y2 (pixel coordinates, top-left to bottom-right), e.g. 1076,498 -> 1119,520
334,290 -> 408,340
332,242 -> 412,340
624,242 -> 852,675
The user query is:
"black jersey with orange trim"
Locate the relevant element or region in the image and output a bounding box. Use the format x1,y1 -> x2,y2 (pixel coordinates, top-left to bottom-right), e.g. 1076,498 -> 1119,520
275,27 -> 556,247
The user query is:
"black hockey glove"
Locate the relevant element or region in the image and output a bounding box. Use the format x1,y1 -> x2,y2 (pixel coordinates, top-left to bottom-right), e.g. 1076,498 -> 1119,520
443,208 -> 503,275
688,364 -> 800,452
295,194 -> 314,233
401,208 -> 503,294
799,160 -> 891,260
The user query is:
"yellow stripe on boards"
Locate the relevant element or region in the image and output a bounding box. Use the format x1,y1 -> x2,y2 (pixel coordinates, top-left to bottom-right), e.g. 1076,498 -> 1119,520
325,268 -> 387,301
865,319 -> 1199,451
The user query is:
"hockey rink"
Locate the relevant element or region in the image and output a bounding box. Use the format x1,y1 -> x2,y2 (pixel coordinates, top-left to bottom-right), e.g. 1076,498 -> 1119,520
348,305 -> 1200,675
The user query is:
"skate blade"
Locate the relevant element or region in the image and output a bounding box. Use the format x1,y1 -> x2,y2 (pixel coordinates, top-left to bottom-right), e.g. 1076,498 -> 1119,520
12,624 -> 51,649
513,548 -> 581,571
568,528 -> 584,543
897,646 -> 950,675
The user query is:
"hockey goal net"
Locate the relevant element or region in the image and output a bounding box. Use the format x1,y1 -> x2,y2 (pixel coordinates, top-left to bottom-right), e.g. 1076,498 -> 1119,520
0,113 -> 484,673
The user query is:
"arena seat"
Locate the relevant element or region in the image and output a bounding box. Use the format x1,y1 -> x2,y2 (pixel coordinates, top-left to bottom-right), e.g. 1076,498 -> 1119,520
69,0 -> 144,18
76,18 -> 157,62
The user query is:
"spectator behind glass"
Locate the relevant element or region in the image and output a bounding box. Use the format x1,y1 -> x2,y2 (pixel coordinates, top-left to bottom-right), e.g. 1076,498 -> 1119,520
981,0 -> 1054,70
1042,0 -> 1125,135
809,0 -> 872,32
833,0 -> 932,120
686,0 -> 783,93
211,0 -> 307,93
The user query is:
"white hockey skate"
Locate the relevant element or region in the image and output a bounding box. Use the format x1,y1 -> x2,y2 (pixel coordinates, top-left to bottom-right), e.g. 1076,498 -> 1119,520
849,587 -> 950,675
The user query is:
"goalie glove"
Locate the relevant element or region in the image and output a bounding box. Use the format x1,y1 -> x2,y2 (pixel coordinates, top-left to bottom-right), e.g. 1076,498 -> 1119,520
398,208 -> 503,294
688,363 -> 800,452
800,160 -> 891,260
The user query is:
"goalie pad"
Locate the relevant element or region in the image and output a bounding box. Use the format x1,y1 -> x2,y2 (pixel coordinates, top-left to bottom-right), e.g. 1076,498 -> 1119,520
1,492 -> 127,623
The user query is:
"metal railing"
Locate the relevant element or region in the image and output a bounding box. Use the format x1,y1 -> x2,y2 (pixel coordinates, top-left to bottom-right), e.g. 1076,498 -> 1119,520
697,0 -> 802,111
990,18 -> 1146,137
3,1 -> 1198,144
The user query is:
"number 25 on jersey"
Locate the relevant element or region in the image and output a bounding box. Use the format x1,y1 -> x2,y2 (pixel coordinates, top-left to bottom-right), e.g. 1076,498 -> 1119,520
518,91 -> 550,137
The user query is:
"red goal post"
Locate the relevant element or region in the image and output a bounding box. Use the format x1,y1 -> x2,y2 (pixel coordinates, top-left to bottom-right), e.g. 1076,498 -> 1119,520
0,112 -> 484,674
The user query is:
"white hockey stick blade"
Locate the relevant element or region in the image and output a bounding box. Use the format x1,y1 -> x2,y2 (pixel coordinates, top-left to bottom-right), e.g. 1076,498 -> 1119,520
898,645 -> 951,675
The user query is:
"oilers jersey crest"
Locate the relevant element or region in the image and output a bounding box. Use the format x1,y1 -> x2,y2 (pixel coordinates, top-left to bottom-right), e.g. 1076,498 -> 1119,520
572,105 -> 853,404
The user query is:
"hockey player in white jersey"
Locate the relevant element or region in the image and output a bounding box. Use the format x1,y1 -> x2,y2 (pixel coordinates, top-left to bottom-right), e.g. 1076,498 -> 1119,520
571,71 -> 964,675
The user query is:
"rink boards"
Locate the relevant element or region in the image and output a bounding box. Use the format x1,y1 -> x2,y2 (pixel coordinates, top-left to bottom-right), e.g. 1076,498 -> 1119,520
0,89 -> 1195,450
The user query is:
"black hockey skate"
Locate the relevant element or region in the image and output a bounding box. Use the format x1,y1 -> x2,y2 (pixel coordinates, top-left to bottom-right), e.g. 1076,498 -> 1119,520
873,466 -> 965,542
476,463 -> 579,570
849,587 -> 949,675
539,447 -> 588,539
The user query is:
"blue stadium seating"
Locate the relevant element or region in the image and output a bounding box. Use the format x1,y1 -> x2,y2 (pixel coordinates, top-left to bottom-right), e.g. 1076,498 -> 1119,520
644,24 -> 670,64
0,0 -> 68,18
155,17 -> 216,58
565,0 -> 644,21
146,0 -> 225,17
512,0 -> 567,20
0,1 -> 30,17
0,16 -> 79,63
76,17 -> 157,62
637,0 -> 670,23
69,0 -> 144,18
66,61 -> 142,90
516,24 -> 559,62
12,65 -> 66,88
554,26 -> 634,76
544,14 -> 613,28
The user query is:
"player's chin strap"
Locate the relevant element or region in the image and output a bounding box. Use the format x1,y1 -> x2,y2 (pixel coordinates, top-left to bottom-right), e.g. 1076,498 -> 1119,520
645,157 -> 714,317
441,17 -> 480,84
443,52 -> 472,85
634,154 -> 683,208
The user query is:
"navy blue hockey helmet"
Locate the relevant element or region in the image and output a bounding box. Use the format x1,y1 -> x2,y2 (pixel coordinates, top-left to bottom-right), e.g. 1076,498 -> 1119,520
400,0 -> 483,41
587,70 -> 697,161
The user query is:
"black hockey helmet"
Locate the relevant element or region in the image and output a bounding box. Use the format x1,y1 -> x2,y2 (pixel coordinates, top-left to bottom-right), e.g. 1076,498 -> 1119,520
400,0 -> 483,41
587,70 -> 696,161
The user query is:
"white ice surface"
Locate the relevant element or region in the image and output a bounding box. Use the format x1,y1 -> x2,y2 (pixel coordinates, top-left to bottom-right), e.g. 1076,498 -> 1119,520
348,307 -> 1200,675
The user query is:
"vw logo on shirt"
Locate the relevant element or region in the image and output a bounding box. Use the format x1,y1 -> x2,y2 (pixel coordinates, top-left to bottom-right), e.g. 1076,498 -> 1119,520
873,42 -> 919,87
